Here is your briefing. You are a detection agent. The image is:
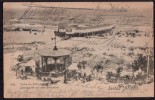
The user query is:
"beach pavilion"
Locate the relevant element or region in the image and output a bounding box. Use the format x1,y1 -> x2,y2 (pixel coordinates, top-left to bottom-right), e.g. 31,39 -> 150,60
37,46 -> 72,78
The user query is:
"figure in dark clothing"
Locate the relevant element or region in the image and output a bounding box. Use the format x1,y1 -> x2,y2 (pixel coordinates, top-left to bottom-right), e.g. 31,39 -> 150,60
64,69 -> 69,83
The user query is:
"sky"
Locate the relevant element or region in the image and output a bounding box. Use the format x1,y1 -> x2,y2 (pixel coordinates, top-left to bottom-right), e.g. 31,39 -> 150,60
3,2 -> 153,10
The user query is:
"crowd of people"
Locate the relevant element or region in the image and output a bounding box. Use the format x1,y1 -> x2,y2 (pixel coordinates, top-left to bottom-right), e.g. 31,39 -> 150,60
12,54 -> 153,86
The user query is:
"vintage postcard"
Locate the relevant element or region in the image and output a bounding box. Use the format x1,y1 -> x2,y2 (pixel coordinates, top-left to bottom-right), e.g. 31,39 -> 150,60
3,2 -> 154,98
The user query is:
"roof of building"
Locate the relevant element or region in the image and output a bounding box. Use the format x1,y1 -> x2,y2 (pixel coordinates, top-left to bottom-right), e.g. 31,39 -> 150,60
23,47 -> 71,60
37,48 -> 71,57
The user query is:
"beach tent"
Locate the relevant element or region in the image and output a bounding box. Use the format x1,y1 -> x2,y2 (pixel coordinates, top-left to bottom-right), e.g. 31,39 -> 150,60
19,59 -> 36,73
68,63 -> 78,71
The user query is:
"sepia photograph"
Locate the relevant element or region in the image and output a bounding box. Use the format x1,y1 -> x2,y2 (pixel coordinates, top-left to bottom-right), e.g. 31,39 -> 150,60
3,2 -> 154,98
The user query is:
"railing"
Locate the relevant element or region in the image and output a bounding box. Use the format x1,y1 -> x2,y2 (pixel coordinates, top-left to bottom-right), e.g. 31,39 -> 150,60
75,25 -> 115,33
76,24 -> 112,30
57,24 -> 115,34
41,71 -> 65,77
40,72 -> 49,77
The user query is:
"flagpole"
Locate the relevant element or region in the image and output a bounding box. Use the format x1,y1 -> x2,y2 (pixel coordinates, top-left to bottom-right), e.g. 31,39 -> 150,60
53,26 -> 58,50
